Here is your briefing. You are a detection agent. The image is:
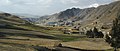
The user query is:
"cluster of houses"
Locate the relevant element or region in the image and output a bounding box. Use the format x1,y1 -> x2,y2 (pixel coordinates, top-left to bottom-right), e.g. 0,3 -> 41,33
46,21 -> 74,27
45,21 -> 112,38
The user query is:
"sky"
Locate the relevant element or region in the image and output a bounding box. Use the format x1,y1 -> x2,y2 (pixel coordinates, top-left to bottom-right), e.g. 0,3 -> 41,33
0,0 -> 117,16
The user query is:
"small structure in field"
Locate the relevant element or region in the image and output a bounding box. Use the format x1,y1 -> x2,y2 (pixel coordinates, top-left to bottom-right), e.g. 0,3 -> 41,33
63,28 -> 72,34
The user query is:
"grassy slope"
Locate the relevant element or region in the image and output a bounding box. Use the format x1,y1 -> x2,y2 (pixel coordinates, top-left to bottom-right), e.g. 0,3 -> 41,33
0,25 -> 60,51
0,13 -> 60,51
13,24 -> 85,42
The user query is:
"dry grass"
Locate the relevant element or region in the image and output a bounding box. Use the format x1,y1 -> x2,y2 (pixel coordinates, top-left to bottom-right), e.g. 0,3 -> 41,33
0,37 -> 60,47
62,38 -> 112,50
0,43 -> 35,51
0,24 -> 114,51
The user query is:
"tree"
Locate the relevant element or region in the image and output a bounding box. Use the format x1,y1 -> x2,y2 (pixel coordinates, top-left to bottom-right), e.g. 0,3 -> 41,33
105,34 -> 111,44
86,29 -> 94,38
93,27 -> 99,38
97,32 -> 104,38
86,27 -> 104,38
106,15 -> 120,51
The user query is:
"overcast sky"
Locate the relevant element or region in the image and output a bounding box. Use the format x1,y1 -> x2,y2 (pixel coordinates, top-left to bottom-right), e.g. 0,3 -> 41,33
0,0 -> 116,16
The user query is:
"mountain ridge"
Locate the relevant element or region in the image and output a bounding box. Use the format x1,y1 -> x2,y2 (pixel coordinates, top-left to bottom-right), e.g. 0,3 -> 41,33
32,1 -> 120,28
16,1 -> 120,32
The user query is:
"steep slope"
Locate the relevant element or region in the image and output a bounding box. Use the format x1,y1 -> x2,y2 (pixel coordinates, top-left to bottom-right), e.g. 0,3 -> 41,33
36,7 -> 95,25
58,7 -> 95,21
80,1 -> 120,29
35,1 -> 120,29
58,8 -> 81,19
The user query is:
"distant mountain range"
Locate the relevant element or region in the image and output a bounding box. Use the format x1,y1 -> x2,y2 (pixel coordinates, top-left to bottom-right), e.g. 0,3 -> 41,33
11,13 -> 42,23
12,13 -> 41,18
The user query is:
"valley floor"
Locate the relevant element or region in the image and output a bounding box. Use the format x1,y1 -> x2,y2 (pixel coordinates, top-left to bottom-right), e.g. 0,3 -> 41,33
0,27 -> 113,51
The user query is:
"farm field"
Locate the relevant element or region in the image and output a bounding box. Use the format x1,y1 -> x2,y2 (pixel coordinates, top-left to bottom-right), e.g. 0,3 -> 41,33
0,26 -> 113,51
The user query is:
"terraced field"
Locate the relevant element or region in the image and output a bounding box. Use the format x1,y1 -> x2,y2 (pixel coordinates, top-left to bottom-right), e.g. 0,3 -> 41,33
62,39 -> 113,51
0,26 -> 114,51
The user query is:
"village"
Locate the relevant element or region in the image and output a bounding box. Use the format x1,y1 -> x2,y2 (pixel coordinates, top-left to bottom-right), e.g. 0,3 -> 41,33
39,20 -> 111,38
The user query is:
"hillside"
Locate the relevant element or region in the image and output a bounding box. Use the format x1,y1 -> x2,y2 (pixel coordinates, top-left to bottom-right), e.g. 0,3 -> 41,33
0,13 -> 61,51
33,1 -> 120,30
0,13 -> 29,25
0,1 -> 119,51
0,12 -> 85,51
35,7 -> 95,25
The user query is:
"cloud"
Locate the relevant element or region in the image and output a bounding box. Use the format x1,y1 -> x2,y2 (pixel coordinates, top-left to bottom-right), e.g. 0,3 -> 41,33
38,0 -> 53,5
60,0 -> 79,4
114,0 -> 120,1
4,0 -> 53,6
71,3 -> 99,9
0,0 -> 12,6
88,3 -> 99,8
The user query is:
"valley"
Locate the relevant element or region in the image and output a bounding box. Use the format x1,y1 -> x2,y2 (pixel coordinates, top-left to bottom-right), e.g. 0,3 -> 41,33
0,1 -> 120,51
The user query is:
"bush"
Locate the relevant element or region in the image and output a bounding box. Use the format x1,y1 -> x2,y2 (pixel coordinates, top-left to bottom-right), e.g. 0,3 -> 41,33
86,27 -> 104,38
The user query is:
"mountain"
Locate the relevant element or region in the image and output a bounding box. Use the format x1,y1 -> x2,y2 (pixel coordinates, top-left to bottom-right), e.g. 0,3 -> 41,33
57,7 -> 95,21
34,7 -> 95,26
34,1 -> 120,29
80,1 -> 120,29
12,13 -> 42,24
